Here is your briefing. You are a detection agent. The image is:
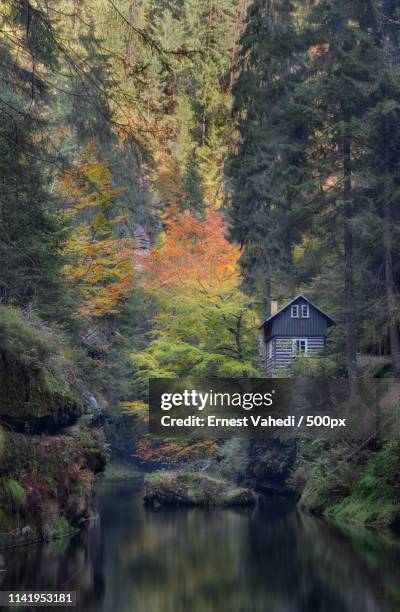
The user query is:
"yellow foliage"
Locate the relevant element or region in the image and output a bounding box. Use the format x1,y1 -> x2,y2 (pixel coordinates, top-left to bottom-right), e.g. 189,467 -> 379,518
58,142 -> 136,318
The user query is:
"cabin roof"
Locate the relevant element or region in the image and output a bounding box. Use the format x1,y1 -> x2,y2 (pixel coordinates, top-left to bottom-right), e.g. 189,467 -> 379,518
260,294 -> 336,329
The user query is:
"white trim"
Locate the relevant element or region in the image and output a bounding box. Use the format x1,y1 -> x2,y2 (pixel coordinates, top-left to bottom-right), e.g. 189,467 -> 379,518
301,304 -> 310,318
291,305 -> 299,318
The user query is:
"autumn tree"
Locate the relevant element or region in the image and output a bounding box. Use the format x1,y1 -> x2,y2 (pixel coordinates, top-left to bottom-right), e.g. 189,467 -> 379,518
59,143 -> 136,318
132,210 -> 260,390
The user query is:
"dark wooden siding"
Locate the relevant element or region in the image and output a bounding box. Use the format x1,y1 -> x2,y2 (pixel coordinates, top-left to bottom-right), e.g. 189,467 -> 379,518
270,297 -> 328,338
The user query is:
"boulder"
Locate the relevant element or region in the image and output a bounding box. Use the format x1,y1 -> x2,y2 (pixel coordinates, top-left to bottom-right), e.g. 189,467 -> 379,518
143,471 -> 257,508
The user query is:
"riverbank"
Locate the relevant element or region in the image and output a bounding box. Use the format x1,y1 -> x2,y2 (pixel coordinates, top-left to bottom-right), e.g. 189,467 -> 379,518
1,475 -> 400,612
290,439 -> 400,530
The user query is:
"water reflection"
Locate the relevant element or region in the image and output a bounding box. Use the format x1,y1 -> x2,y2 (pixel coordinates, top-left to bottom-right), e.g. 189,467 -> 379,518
1,477 -> 400,611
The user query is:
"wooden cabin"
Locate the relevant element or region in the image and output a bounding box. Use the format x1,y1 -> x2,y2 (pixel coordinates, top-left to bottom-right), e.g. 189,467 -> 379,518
261,295 -> 335,375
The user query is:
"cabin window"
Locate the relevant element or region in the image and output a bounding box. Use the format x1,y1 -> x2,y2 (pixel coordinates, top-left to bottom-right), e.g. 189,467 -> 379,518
268,342 -> 273,360
293,339 -> 308,354
301,304 -> 309,318
291,305 -> 299,318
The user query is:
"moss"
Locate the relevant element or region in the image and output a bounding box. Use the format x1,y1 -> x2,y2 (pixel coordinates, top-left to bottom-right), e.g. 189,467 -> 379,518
4,479 -> 26,507
47,515 -> 72,539
296,439 -> 400,529
143,471 -> 256,507
326,440 -> 400,528
328,498 -> 398,528
0,306 -> 107,548
0,306 -> 82,425
0,428 -> 106,548
0,306 -> 51,367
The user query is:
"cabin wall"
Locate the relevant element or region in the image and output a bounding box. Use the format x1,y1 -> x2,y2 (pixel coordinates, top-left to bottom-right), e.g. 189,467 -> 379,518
266,336 -> 325,375
265,338 -> 275,375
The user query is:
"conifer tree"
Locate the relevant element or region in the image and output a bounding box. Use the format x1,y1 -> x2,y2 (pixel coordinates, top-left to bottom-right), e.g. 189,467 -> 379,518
0,1 -> 65,313
362,0 -> 400,376
226,0 -> 310,313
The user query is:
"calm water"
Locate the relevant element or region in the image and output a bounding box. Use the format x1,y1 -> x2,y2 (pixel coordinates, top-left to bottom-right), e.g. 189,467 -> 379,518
1,475 -> 400,612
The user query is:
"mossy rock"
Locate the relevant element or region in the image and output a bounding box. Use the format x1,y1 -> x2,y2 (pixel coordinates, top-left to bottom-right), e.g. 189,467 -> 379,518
0,354 -> 81,428
0,306 -> 82,428
143,471 -> 257,508
42,515 -> 74,541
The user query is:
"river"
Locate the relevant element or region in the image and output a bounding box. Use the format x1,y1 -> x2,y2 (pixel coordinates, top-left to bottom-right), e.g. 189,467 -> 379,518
1,473 -> 400,611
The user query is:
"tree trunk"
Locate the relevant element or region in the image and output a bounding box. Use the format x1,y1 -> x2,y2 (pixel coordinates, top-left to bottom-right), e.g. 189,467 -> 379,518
383,117 -> 400,377
259,261 -> 272,374
263,261 -> 272,320
343,136 -> 358,385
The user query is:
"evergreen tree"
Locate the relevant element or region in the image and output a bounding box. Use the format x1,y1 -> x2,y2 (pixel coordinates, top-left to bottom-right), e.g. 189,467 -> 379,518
226,0 -> 397,381
183,154 -> 206,216
300,0 -> 380,383
361,0 -> 400,376
0,2 -> 65,313
226,0 -> 311,314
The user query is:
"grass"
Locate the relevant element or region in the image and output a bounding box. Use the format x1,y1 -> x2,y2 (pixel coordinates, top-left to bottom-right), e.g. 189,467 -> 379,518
296,439 -> 400,528
145,471 -> 229,486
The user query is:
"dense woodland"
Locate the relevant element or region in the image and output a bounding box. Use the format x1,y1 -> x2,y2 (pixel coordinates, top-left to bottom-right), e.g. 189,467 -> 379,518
2,0 -> 400,535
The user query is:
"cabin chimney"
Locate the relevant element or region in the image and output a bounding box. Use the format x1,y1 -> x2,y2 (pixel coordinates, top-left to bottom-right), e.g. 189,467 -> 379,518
270,300 -> 278,316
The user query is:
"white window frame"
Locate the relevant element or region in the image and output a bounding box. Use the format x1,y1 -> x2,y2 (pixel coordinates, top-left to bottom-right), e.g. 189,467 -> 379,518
291,305 -> 299,318
292,338 -> 308,354
268,341 -> 273,360
301,304 -> 310,318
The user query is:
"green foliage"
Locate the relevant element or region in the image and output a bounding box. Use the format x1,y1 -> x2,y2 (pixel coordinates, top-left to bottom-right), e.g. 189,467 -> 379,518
291,441 -> 359,513
0,304 -> 79,385
4,479 -> 26,508
144,470 -> 256,506
215,439 -> 250,483
226,0 -> 311,298
286,354 -> 338,378
0,2 -> 66,314
226,0 -> 400,370
329,440 -> 400,527
294,439 -> 400,528
47,515 -> 72,539
132,339 -> 259,392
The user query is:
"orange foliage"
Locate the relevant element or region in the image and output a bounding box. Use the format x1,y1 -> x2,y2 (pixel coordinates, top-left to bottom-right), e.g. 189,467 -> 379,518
151,152 -> 187,215
141,210 -> 240,294
134,437 -> 219,467
114,105 -> 171,150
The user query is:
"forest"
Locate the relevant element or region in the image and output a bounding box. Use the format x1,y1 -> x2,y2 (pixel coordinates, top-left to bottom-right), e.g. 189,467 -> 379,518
1,0 -> 400,574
